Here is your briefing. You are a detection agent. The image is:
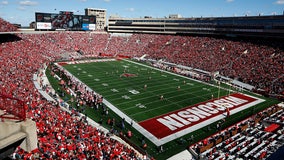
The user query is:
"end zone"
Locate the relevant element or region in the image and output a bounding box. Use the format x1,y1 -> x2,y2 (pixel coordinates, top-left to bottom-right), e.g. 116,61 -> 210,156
139,93 -> 265,145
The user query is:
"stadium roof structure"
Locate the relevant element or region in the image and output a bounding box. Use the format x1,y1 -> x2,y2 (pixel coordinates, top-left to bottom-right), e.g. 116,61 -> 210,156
108,14 -> 284,39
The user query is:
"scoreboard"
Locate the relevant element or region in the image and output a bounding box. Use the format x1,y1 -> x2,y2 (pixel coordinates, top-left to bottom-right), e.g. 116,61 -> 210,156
35,11 -> 96,30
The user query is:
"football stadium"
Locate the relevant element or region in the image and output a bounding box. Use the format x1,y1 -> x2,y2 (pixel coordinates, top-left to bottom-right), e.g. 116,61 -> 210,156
0,4 -> 284,160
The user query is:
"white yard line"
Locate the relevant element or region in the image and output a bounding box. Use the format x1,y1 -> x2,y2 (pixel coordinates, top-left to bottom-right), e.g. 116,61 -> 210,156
56,60 -> 265,146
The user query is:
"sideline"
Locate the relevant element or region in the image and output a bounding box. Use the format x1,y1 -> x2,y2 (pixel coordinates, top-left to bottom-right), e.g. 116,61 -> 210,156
54,61 -> 171,146
53,59 -> 264,146
33,65 -> 145,159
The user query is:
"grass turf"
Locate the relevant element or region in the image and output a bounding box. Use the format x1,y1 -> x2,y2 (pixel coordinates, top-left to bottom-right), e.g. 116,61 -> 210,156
46,59 -> 280,159
63,59 -> 231,122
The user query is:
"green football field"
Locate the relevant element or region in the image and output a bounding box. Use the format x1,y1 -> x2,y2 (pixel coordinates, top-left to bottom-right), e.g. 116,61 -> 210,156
51,58 -> 279,159
62,59 -> 232,122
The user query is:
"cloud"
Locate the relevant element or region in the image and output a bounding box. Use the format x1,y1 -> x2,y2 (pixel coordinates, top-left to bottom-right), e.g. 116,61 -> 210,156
79,0 -> 87,2
17,6 -> 26,10
275,0 -> 284,4
126,8 -> 135,12
244,10 -> 251,16
0,0 -> 8,5
103,0 -> 110,2
271,11 -> 277,15
19,0 -> 38,6
226,0 -> 234,2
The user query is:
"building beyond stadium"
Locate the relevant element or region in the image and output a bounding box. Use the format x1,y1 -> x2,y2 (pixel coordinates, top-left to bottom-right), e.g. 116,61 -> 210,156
108,15 -> 284,39
34,7 -> 284,39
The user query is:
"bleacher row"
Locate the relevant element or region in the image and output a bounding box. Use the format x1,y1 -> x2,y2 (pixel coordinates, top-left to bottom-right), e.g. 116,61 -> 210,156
0,19 -> 145,160
12,32 -> 284,97
0,18 -> 283,159
263,108 -> 284,126
0,18 -> 284,97
189,104 -> 284,160
0,18 -> 17,32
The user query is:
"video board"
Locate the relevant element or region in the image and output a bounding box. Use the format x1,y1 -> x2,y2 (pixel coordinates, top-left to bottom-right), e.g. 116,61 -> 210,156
35,12 -> 96,30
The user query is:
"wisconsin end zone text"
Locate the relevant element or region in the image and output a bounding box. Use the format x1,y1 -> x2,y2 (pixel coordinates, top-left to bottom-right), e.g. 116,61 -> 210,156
139,93 -> 265,140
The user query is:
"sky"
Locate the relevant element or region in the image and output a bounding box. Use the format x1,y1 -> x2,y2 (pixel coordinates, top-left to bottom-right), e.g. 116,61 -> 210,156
0,0 -> 283,26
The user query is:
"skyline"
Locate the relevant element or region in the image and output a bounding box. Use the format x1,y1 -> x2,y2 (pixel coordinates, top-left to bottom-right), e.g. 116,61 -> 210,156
0,0 -> 283,26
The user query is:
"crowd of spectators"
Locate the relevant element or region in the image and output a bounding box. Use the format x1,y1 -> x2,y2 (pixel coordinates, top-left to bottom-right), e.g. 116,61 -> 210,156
189,104 -> 284,160
16,31 -> 284,96
0,22 -> 142,159
48,63 -> 105,113
0,18 -> 283,159
67,32 -> 283,96
0,18 -> 17,32
1,19 -> 283,96
116,34 -> 283,96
